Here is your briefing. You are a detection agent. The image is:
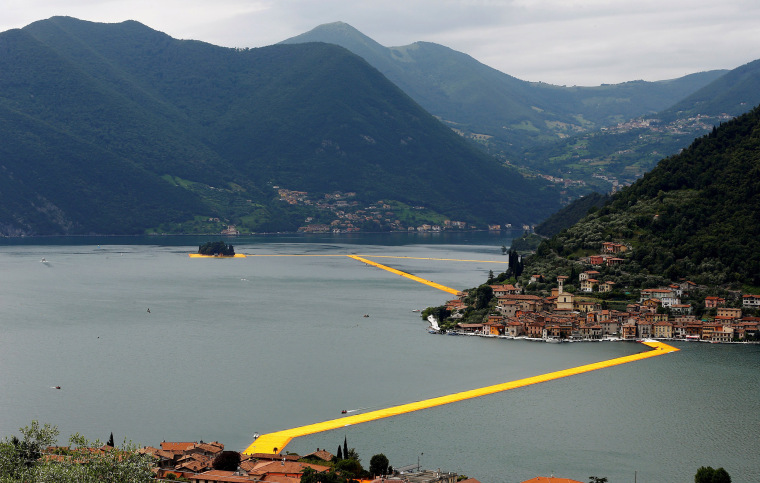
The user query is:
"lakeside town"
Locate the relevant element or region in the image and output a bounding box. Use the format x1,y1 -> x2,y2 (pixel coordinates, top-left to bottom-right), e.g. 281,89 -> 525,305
430,241 -> 760,343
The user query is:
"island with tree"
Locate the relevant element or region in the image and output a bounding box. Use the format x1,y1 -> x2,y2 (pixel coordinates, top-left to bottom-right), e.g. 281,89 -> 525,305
190,241 -> 245,258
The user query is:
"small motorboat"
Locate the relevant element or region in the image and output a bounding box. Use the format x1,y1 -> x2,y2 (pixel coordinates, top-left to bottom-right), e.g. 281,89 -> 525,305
363,314 -> 369,318
53,386 -> 61,390
341,410 -> 347,414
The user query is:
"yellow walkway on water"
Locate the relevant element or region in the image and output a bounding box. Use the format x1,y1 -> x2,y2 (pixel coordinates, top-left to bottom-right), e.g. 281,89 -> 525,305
188,253 -> 247,258
347,255 -> 460,295
243,340 -> 678,455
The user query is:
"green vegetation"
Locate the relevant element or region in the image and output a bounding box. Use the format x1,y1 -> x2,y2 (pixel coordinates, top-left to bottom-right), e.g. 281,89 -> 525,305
298,437 -> 392,482
0,421 -> 154,482
534,192 -> 611,237
198,241 -> 235,256
523,104 -> 760,288
694,466 -> 731,483
0,17 -> 560,236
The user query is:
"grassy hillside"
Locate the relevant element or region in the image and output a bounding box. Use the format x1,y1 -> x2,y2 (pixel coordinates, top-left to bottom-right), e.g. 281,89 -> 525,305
0,17 -> 560,235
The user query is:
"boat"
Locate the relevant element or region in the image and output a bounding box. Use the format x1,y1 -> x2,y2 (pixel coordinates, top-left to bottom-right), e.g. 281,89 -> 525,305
363,314 -> 370,318
412,309 -> 420,312
341,410 -> 347,414
53,386 -> 61,390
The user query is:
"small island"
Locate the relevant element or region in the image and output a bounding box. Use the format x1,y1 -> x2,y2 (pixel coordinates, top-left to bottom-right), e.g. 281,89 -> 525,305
189,241 -> 245,258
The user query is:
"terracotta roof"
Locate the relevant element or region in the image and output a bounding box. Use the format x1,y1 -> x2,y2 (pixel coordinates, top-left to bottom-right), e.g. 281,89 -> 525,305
259,476 -> 301,483
521,478 -> 584,483
196,442 -> 224,454
188,470 -> 251,482
303,449 -> 334,461
161,442 -> 197,452
249,461 -> 330,477
246,453 -> 300,462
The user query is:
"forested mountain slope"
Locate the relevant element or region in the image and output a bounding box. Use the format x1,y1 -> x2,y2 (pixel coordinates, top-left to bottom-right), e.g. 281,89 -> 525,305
528,105 -> 760,286
0,17 -> 559,235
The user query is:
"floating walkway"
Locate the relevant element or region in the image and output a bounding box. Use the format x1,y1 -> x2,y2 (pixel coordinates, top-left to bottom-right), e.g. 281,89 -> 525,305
188,254 -> 247,258
347,255 -> 460,295
243,340 -> 679,455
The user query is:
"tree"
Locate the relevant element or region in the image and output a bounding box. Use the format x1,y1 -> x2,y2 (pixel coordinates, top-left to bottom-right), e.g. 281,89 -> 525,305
106,432 -> 114,447
213,450 -> 241,471
0,422 -> 155,482
474,284 -> 493,310
336,445 -> 342,460
695,466 -> 731,483
198,241 -> 235,256
369,453 -> 389,476
343,436 -> 348,461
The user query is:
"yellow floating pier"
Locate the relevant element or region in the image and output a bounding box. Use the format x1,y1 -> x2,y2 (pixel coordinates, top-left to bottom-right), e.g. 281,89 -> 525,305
243,340 -> 678,455
347,255 -> 460,295
188,253 -> 247,258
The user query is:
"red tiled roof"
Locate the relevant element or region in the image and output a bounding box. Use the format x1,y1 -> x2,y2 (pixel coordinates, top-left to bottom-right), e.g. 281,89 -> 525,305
521,477 -> 584,483
161,442 -> 197,452
188,470 -> 251,482
250,461 -> 330,477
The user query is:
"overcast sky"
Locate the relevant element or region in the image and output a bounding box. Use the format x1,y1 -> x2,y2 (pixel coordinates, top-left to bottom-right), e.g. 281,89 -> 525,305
3,0 -> 759,86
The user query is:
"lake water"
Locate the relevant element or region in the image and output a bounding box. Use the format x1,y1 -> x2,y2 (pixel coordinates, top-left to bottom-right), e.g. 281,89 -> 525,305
1,233 -> 758,482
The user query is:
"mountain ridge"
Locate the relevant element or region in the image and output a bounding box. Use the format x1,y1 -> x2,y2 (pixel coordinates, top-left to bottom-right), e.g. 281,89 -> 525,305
0,16 -> 560,235
281,21 -> 728,160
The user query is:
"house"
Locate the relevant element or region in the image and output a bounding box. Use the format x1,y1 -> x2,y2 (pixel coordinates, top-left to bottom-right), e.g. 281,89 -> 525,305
506,320 -> 525,337
640,288 -> 680,307
605,257 -> 624,267
248,461 -> 331,480
598,281 -> 615,293
589,255 -> 605,265
621,322 -> 637,340
579,324 -> 602,340
716,307 -> 742,320
490,284 -> 519,297
576,300 -> 601,313
601,242 -> 628,254
580,278 -> 598,293
705,296 -> 726,308
529,274 -> 544,284
653,321 -> 673,339
670,303 -> 692,315
637,319 -> 653,339
579,270 -> 600,282
742,294 -> 760,308
599,320 -> 620,336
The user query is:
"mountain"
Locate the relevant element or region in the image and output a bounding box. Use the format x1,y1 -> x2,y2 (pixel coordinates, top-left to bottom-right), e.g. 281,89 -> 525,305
0,17 -> 561,236
521,59 -> 760,189
281,22 -> 726,159
526,104 -> 760,287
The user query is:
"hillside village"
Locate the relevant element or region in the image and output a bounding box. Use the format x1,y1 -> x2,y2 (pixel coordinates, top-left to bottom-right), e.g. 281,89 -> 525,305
276,188 -> 518,234
432,241 -> 760,343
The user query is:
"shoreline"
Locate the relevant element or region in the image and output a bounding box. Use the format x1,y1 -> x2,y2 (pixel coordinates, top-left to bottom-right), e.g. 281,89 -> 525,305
435,330 -> 760,344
